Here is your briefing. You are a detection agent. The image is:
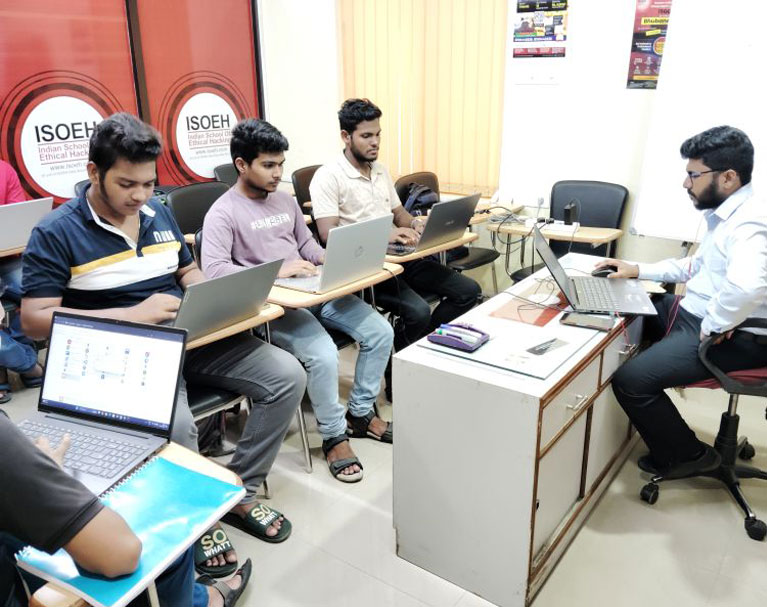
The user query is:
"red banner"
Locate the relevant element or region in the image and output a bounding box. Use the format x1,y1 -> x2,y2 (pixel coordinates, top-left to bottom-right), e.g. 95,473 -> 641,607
626,0 -> 674,89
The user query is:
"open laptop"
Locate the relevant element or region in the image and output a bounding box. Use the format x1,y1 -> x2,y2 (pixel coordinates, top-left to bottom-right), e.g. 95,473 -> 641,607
171,259 -> 281,340
274,214 -> 391,293
386,193 -> 481,255
533,225 -> 656,316
0,197 -> 53,250
17,312 -> 186,495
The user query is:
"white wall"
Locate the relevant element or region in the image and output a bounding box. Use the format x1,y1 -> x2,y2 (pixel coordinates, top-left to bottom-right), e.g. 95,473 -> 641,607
257,0 -> 344,186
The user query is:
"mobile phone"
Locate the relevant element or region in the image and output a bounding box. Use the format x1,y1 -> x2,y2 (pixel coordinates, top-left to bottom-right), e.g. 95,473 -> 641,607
559,312 -> 614,331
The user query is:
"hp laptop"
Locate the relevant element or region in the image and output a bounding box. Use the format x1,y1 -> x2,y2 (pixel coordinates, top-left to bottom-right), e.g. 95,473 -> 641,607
18,312 -> 186,495
0,197 -> 53,250
387,193 -> 480,255
274,214 -> 391,293
172,259 -> 281,340
533,225 -> 656,316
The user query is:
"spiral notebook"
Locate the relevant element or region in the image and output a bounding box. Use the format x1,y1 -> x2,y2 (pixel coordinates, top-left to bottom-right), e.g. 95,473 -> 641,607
16,456 -> 244,607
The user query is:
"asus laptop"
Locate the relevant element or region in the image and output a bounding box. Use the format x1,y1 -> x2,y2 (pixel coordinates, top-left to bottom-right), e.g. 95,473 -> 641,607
533,225 -> 656,316
0,197 -> 53,250
18,312 -> 186,495
171,259 -> 281,340
274,214 -> 391,293
386,193 -> 481,255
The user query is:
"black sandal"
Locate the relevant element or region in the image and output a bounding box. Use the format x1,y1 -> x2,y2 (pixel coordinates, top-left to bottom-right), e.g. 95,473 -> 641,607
346,409 -> 393,443
197,558 -> 252,607
194,524 -> 238,578
322,435 -> 363,482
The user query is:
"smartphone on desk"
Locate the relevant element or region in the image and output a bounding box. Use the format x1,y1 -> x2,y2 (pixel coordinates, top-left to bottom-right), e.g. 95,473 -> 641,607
559,312 -> 614,332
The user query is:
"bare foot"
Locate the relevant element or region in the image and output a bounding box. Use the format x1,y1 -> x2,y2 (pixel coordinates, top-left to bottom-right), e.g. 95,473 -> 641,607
201,524 -> 237,570
367,415 -> 389,438
326,440 -> 361,476
231,502 -> 284,538
206,568 -> 244,607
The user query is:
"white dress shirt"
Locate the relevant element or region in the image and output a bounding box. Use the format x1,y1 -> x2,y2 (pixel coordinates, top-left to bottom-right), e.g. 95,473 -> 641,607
638,183 -> 767,335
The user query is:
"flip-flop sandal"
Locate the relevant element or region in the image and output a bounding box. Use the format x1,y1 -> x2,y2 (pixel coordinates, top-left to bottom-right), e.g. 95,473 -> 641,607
221,503 -> 292,543
322,435 -> 363,483
194,524 -> 238,578
346,409 -> 393,443
197,558 -> 252,607
20,365 -> 44,389
0,383 -> 11,405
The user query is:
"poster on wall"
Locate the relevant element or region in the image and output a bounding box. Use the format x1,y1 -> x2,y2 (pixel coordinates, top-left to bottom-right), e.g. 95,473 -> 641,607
511,0 -> 567,84
128,0 -> 262,185
0,1 -> 138,201
513,1 -> 568,45
626,0 -> 673,89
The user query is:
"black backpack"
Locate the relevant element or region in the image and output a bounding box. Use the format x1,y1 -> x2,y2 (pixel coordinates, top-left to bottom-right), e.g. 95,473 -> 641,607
403,183 -> 439,216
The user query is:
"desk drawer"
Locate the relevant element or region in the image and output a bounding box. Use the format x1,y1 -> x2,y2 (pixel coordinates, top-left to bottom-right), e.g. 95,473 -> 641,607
540,357 -> 600,449
600,317 -> 642,385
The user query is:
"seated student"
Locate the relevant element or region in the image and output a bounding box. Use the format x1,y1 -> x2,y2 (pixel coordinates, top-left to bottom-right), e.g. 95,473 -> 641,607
0,411 -> 251,607
202,119 -> 394,482
0,159 -> 44,403
310,98 -> 481,398
19,113 -> 307,578
596,125 -> 767,476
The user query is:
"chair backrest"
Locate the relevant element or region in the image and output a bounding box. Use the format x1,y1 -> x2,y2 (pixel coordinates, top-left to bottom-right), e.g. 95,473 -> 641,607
74,179 -> 90,198
393,171 -> 440,204
213,163 -> 238,187
166,182 -> 230,235
549,180 -> 628,257
291,165 -> 321,206
193,228 -> 203,266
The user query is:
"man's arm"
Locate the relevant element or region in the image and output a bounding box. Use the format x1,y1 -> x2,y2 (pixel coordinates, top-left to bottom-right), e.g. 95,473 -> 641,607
64,509 -> 142,578
176,261 -> 205,288
315,216 -> 340,246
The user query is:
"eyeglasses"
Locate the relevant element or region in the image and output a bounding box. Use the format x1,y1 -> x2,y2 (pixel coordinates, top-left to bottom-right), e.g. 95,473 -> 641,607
686,169 -> 722,180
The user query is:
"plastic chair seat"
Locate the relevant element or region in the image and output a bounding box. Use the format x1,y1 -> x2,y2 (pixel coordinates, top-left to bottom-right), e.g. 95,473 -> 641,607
187,384 -> 244,419
687,368 -> 767,390
448,247 -> 500,272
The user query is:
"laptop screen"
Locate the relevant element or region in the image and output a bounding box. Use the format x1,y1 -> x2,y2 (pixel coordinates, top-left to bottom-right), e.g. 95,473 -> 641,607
40,313 -> 186,435
533,225 -> 576,306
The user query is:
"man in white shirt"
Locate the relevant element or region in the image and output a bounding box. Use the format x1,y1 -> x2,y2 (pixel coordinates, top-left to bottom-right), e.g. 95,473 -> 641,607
597,126 -> 767,476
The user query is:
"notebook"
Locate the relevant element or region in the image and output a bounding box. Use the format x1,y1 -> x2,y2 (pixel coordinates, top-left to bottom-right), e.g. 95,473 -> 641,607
533,225 -> 656,316
16,456 -> 244,607
0,197 -> 53,250
17,312 -> 186,495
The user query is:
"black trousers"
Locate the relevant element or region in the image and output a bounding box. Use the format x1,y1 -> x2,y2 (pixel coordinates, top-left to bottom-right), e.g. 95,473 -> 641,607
612,293 -> 767,467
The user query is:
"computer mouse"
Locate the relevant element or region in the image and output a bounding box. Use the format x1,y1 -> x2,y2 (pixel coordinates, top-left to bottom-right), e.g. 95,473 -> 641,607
591,265 -> 618,278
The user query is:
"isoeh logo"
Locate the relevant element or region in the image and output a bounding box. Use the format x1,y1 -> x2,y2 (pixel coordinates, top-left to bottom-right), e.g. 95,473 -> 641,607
19,96 -> 103,198
176,92 -> 237,178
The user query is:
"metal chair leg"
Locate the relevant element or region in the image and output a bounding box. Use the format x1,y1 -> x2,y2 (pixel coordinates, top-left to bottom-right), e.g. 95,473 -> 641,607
491,262 -> 499,295
262,478 -> 271,500
296,407 -> 313,473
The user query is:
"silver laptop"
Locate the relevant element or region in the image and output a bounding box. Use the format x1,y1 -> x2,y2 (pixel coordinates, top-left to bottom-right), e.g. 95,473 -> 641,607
0,197 -> 53,250
172,260 -> 281,340
386,193 -> 480,255
18,312 -> 186,495
533,225 -> 656,316
275,214 -> 391,293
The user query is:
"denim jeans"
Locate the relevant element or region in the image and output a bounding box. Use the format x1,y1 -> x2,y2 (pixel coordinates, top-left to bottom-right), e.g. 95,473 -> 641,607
0,258 -> 37,374
266,295 -> 393,440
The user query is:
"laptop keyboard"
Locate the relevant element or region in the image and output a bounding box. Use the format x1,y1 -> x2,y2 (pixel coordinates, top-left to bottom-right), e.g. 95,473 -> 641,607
19,420 -> 143,479
573,277 -> 618,312
386,242 -> 416,255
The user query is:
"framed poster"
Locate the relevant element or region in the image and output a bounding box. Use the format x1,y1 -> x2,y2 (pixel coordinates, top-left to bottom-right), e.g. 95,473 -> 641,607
626,0 -> 674,89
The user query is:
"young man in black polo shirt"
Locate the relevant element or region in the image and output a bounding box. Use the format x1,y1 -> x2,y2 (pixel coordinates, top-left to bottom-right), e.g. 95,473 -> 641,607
20,113 -> 306,576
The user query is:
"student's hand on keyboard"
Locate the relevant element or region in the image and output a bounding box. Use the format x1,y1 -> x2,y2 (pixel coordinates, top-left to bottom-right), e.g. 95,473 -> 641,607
129,293 -> 182,324
279,259 -> 319,278
35,433 -> 71,468
390,227 -> 420,246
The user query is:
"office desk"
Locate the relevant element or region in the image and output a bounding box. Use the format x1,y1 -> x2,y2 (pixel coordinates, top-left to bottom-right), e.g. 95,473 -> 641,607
392,253 -> 642,607
267,263 -> 403,308
384,231 -> 478,265
30,443 -> 241,607
0,246 -> 25,258
469,202 -> 524,226
186,303 -> 285,350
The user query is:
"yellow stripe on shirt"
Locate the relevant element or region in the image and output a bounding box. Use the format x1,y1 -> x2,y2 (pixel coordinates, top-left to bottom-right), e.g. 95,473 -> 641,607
70,250 -> 137,276
141,241 -> 182,255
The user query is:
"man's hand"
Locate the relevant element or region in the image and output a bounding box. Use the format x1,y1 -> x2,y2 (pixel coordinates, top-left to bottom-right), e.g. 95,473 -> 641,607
410,217 -> 426,235
279,259 -> 319,278
594,259 -> 639,279
701,330 -> 734,344
390,227 -> 420,245
127,293 -> 182,324
35,434 -> 71,468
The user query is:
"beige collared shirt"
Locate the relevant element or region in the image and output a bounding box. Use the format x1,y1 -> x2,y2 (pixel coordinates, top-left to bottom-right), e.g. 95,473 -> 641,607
310,152 -> 400,226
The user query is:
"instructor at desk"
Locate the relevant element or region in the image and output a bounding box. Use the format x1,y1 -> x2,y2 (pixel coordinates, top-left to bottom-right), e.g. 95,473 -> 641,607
596,125 -> 767,477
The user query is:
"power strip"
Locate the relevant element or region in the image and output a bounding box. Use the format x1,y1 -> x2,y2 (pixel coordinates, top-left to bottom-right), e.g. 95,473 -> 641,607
523,219 -> 580,232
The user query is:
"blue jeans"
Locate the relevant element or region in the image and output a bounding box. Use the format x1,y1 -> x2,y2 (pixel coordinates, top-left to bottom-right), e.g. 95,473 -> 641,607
266,295 -> 393,440
0,258 -> 37,375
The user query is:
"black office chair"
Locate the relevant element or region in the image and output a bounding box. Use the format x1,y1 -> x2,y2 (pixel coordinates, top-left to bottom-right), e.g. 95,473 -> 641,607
166,182 -> 230,236
213,163 -> 238,187
640,318 -> 767,541
291,165 -> 321,241
74,179 -> 90,198
510,180 -> 629,283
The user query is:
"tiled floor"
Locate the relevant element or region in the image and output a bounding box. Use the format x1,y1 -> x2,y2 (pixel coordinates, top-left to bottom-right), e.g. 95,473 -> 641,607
4,348 -> 767,607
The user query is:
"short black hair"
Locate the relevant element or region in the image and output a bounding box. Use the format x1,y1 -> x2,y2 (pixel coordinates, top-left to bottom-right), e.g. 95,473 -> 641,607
338,98 -> 382,134
89,113 -> 162,179
680,125 -> 754,185
230,119 -> 289,167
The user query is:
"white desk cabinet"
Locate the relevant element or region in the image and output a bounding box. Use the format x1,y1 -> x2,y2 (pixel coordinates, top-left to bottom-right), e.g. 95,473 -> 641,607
393,255 -> 643,606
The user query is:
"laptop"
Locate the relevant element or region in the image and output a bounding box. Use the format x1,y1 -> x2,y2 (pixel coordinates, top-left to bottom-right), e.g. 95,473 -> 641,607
533,225 -> 656,316
386,193 -> 481,255
274,214 -> 391,293
17,312 -> 186,495
0,197 -> 53,250
171,259 -> 281,340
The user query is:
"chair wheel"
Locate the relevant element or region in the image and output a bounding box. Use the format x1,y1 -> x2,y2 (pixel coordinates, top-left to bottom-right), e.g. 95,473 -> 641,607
739,441 -> 756,460
640,483 -> 659,505
745,517 -> 767,541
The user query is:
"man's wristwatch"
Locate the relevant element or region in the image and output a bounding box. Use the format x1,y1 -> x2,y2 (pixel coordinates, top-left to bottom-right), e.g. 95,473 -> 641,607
410,217 -> 425,229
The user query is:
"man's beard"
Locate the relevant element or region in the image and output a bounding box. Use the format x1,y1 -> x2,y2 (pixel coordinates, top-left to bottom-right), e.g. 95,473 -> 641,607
690,181 -> 727,210
349,142 -> 376,164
